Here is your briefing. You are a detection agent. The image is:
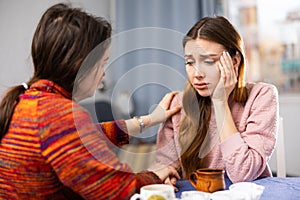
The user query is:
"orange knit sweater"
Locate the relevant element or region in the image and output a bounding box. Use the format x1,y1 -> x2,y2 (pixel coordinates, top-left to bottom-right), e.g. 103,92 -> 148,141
0,80 -> 161,200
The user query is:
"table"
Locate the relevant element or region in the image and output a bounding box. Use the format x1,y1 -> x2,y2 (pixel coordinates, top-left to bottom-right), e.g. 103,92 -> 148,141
175,177 -> 300,200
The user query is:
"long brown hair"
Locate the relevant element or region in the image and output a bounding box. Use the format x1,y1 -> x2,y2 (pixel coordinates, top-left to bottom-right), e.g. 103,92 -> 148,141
0,3 -> 111,141
179,16 -> 248,178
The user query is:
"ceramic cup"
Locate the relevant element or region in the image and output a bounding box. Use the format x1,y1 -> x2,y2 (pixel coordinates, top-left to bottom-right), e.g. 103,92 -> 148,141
130,184 -> 175,200
210,190 -> 249,200
189,168 -> 225,193
181,191 -> 211,200
229,182 -> 265,200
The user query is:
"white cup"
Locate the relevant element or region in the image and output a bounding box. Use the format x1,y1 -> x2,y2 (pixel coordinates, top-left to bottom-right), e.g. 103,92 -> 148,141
211,190 -> 249,200
229,182 -> 265,200
130,184 -> 176,200
181,191 -> 211,200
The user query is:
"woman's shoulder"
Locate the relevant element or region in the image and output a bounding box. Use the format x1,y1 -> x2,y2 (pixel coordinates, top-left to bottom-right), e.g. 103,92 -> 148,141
246,82 -> 278,97
170,91 -> 184,108
245,82 -> 279,106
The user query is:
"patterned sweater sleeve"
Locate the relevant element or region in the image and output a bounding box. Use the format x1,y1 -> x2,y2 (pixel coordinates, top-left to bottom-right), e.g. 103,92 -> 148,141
95,120 -> 129,147
220,83 -> 279,183
39,103 -> 161,200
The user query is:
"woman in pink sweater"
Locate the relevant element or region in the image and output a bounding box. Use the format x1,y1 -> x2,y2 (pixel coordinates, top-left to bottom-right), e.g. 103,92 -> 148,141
155,16 -> 279,183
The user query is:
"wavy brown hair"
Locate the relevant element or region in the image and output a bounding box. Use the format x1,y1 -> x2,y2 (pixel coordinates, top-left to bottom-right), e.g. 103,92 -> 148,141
179,16 -> 248,178
0,3 -> 111,141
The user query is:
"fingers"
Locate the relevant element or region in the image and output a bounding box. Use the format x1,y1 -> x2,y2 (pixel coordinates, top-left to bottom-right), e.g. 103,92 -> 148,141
213,51 -> 237,101
164,175 -> 179,192
165,106 -> 181,118
168,166 -> 181,180
170,176 -> 177,185
164,177 -> 177,185
157,91 -> 181,119
159,91 -> 179,108
219,51 -> 237,84
218,62 -> 226,84
220,52 -> 230,81
149,91 -> 181,125
164,177 -> 171,184
148,164 -> 181,184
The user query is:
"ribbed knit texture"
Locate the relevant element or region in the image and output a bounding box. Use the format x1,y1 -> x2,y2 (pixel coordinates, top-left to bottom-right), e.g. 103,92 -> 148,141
0,80 -> 161,200
155,82 -> 279,183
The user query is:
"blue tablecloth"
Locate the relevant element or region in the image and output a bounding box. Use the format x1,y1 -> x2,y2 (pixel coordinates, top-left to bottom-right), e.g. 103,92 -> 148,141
175,177 -> 300,200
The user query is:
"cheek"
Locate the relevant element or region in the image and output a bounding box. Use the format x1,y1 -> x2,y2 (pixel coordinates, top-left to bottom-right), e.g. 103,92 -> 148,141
186,67 -> 194,81
101,67 -> 105,75
206,65 -> 220,79
95,64 -> 105,77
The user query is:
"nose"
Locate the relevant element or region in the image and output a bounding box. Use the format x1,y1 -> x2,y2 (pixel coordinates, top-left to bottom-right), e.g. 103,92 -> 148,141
193,65 -> 205,78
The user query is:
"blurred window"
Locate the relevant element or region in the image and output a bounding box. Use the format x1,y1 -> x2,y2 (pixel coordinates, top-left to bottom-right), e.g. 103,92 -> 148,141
217,0 -> 300,94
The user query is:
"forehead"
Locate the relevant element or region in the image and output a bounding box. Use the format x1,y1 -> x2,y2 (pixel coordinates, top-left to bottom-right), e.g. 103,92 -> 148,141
184,39 -> 225,55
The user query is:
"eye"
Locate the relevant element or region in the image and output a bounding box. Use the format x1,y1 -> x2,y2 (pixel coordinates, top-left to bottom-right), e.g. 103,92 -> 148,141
185,60 -> 195,66
204,60 -> 216,65
203,58 -> 217,66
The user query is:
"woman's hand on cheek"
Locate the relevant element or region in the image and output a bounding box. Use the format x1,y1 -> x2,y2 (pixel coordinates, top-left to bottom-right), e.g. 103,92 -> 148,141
211,51 -> 237,102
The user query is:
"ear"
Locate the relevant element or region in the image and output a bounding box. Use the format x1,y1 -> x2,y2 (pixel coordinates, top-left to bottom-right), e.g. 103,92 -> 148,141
232,52 -> 241,76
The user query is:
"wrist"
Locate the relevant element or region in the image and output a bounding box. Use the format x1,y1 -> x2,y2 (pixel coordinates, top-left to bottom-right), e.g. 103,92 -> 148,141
148,113 -> 162,126
134,116 -> 145,133
212,99 -> 229,107
133,115 -> 150,133
142,115 -> 151,127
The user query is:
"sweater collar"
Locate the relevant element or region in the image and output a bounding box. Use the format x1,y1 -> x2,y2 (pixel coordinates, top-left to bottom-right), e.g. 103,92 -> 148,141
29,79 -> 72,99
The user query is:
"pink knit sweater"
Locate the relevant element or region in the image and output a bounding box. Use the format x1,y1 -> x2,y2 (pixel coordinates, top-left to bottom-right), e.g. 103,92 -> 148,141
155,82 -> 279,183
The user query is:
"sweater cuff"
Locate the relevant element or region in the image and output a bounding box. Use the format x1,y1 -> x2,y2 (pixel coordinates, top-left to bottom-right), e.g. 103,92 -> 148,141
220,133 -> 245,158
135,171 -> 162,192
115,120 -> 130,145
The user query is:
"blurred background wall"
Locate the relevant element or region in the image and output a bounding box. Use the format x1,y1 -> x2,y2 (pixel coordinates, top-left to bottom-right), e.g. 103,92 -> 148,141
1,0 -> 300,176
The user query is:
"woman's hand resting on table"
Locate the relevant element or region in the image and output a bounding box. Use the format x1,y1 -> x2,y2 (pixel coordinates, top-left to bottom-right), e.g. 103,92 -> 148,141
147,163 -> 180,191
164,176 -> 179,192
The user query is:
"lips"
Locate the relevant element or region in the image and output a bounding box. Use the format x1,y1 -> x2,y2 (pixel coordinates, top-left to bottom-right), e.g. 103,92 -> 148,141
194,82 -> 208,89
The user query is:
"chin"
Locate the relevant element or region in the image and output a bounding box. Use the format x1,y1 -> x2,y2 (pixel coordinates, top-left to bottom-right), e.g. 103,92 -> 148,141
195,89 -> 211,97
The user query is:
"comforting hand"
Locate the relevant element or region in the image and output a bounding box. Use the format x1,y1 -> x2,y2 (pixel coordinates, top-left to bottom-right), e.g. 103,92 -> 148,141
148,91 -> 181,125
164,176 -> 178,191
211,51 -> 238,102
147,163 -> 180,188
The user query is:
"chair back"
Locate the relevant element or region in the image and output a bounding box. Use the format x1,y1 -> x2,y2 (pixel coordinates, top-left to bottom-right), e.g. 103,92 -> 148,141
268,116 -> 286,177
276,117 -> 286,177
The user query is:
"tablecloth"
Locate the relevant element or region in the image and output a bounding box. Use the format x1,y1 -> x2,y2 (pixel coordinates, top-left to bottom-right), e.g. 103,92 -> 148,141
176,177 -> 300,200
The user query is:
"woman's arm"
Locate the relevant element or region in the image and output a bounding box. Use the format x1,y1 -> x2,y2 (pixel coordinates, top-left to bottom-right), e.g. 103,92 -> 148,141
212,51 -> 240,142
125,91 -> 181,137
41,105 -> 164,199
94,91 -> 181,147
220,84 -> 279,182
95,120 -> 129,147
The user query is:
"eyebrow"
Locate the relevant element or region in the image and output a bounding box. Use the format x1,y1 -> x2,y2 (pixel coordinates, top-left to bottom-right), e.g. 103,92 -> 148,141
185,53 -> 222,59
184,55 -> 193,59
200,54 -> 221,59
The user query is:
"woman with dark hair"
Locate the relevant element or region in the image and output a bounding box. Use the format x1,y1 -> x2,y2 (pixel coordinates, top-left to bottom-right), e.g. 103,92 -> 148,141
0,3 -> 180,199
155,16 -> 279,184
